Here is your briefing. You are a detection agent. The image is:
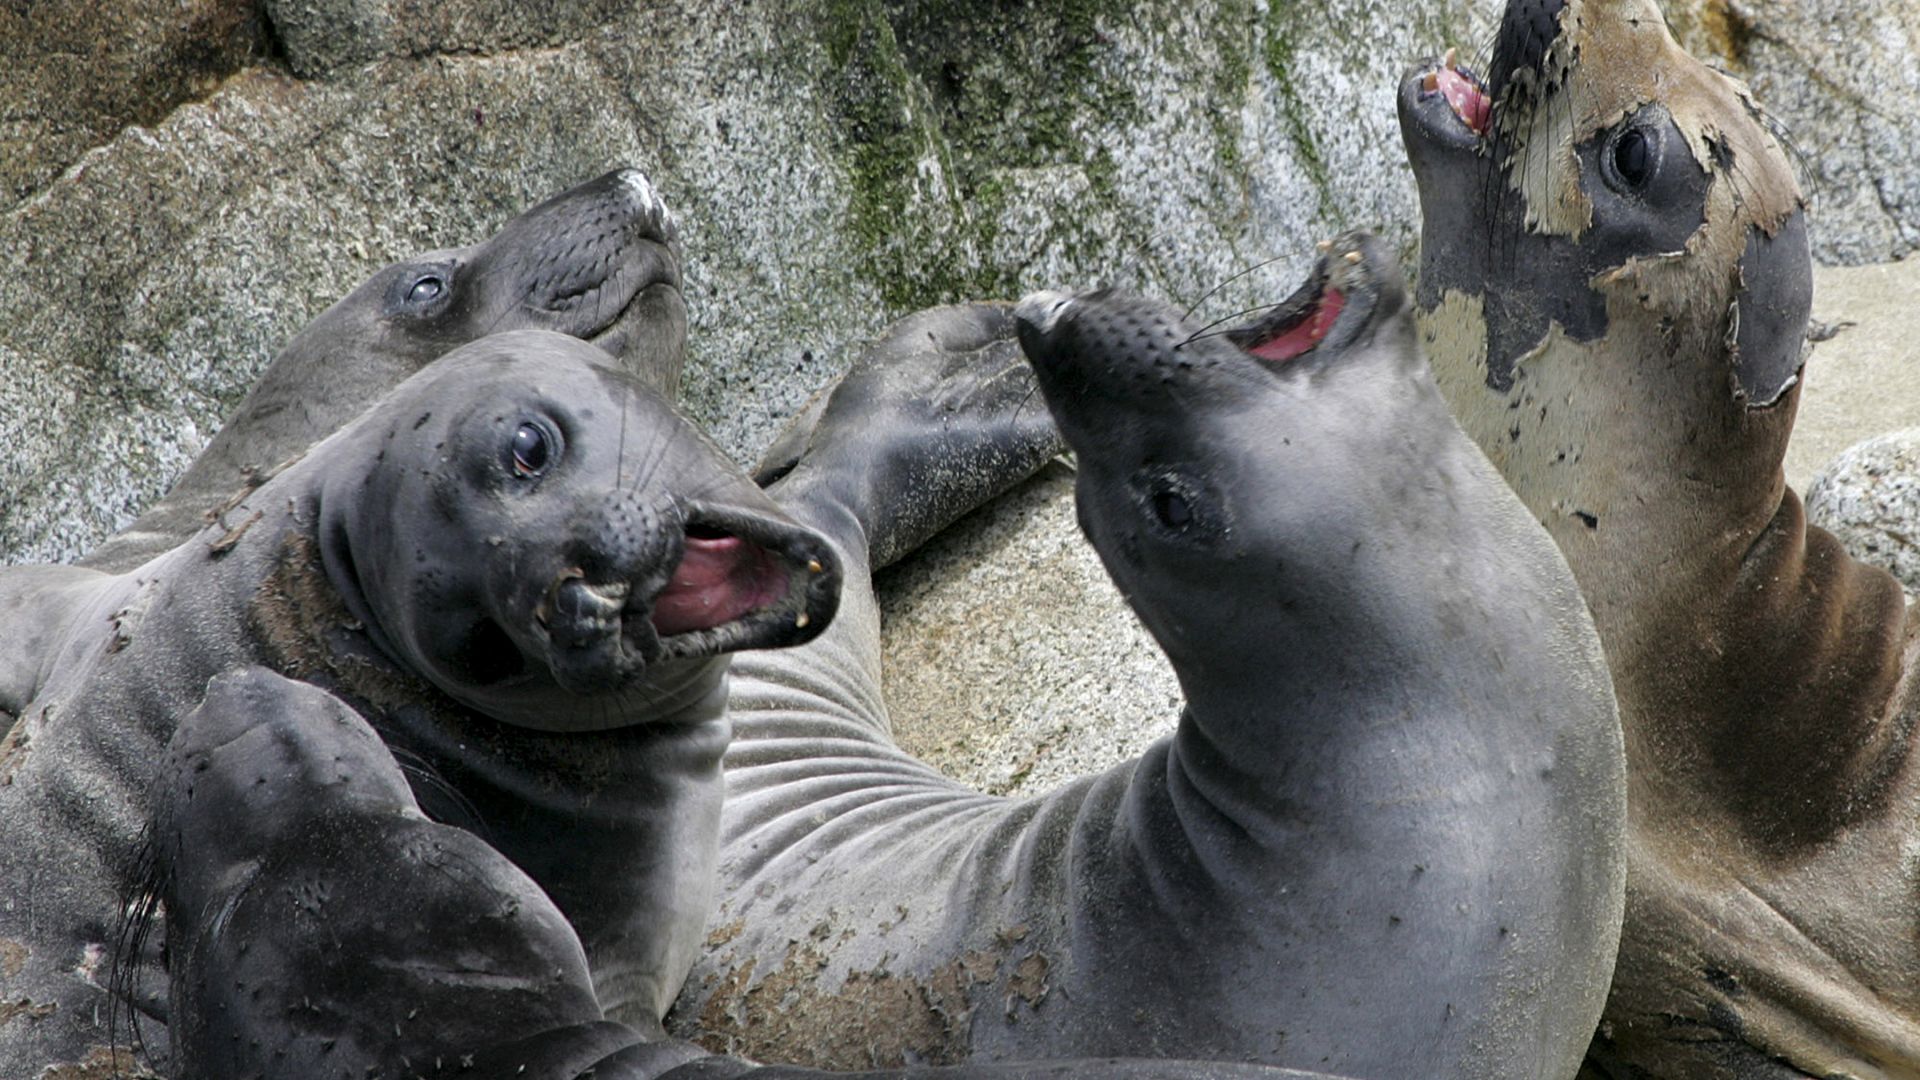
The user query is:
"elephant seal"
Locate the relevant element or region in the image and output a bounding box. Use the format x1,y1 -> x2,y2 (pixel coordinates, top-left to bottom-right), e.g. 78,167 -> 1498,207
80,167 -> 687,575
131,665 -> 1353,1080
1401,1 -> 1920,1076
0,330 -> 839,1075
677,234 -> 1626,1080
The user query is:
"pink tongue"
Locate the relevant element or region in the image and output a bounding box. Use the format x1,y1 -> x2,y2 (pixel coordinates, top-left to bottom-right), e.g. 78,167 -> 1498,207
1247,288 -> 1347,362
649,535 -> 787,637
1437,66 -> 1491,134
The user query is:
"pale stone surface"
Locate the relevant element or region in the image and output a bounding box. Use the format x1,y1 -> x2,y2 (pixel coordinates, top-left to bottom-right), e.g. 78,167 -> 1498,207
4,0 -> 1502,565
1798,256 -> 1920,597
1664,0 -> 1920,264
1805,432 -> 1920,596
1784,257 -> 1920,494
878,463 -> 1181,797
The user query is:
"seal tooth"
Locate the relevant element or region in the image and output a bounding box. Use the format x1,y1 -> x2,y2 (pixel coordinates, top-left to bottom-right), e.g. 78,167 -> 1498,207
1015,291 -> 1076,337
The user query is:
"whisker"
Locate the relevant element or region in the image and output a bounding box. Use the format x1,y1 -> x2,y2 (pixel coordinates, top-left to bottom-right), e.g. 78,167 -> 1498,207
1177,301 -> 1293,349
1180,253 -> 1296,321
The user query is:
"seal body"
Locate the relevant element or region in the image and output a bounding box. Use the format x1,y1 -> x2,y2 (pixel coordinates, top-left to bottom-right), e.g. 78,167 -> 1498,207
80,167 -> 687,575
141,666 -> 1358,1080
1400,2 -> 1920,1076
0,331 -> 839,1075
678,238 -> 1626,1080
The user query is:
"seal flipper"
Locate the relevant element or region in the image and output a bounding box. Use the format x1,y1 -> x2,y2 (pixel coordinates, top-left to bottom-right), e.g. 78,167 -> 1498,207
758,302 -> 1063,570
142,669 -> 1357,1080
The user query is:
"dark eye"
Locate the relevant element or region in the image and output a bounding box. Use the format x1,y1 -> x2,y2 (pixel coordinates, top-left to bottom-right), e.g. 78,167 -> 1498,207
510,423 -> 551,478
1153,490 -> 1193,531
1610,128 -> 1652,190
407,275 -> 446,304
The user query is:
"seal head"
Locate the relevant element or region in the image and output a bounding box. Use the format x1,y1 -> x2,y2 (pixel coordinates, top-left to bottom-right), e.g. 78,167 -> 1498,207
311,329 -> 841,731
1400,4 -> 1920,1078
1398,0 -> 1813,631
1017,237 -> 1419,679
81,167 -> 689,574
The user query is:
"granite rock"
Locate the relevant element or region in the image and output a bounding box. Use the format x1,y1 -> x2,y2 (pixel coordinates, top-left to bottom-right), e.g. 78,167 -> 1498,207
1664,0 -> 1920,264
4,0 -> 1495,563
1807,431 -> 1920,598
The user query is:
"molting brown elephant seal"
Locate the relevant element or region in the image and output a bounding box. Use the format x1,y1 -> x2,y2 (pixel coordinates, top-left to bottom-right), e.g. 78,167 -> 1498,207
1401,1 -> 1920,1076
130,665 -> 1359,1080
0,331 -> 838,1075
677,234 -> 1626,1080
79,167 -> 687,575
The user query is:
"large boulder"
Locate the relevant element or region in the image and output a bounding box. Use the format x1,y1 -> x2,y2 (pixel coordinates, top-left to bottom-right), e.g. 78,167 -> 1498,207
3,0 -> 1917,792
1664,0 -> 1920,264
2,0 -> 1492,564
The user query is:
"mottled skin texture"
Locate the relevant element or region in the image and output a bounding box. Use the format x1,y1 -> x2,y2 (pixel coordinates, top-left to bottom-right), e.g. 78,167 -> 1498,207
677,237 -> 1626,1080
1401,1 -> 1920,1076
80,167 -> 687,575
140,666 -> 1353,1080
0,332 -> 839,1076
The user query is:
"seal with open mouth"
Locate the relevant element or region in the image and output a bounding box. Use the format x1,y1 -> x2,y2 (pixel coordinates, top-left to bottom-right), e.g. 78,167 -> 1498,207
680,235 -> 1625,1080
1401,2 -> 1920,1076
129,665 -> 1363,1080
80,167 -> 687,575
0,330 -> 838,1074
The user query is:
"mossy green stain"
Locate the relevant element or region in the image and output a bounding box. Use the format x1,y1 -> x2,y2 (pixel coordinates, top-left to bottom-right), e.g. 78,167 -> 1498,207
812,0 -> 1148,311
1261,8 -> 1338,221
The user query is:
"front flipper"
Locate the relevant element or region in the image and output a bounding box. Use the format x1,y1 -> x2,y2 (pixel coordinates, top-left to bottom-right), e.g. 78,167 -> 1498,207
136,668 -> 1356,1080
758,303 -> 1062,569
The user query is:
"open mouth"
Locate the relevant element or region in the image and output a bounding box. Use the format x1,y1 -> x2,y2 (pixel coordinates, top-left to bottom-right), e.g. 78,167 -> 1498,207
530,506 -> 836,696
1422,48 -> 1492,137
1224,254 -> 1353,364
650,525 -> 794,637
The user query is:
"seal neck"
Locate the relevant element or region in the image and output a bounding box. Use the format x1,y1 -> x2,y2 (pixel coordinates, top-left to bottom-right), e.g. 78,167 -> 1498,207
1614,484 -> 1916,854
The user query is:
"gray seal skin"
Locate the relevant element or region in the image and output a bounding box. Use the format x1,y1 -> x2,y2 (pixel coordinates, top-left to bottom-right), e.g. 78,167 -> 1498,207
1402,1 -> 1920,1076
79,166 -> 687,575
0,330 -> 840,1075
133,665 -> 1355,1080
681,235 -> 1627,1080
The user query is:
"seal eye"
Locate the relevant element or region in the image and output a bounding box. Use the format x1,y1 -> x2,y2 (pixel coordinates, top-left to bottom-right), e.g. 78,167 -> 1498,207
510,423 -> 552,478
1153,490 -> 1193,531
407,275 -> 446,305
1609,128 -> 1653,191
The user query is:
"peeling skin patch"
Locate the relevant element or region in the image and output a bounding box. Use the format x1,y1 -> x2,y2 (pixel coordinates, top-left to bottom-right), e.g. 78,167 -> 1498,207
704,919 -> 746,949
694,939 -> 1041,1069
1007,951 -> 1050,1011
72,943 -> 106,988
248,531 -> 437,715
38,1046 -> 154,1079
0,996 -> 56,1026
0,719 -> 29,786
0,939 -> 25,979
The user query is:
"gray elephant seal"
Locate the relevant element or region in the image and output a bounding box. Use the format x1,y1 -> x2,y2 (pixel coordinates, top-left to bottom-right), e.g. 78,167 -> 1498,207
80,167 -> 687,575
0,330 -> 838,1075
678,235 -> 1626,1080
1402,1 -> 1920,1076
132,665 -> 1355,1080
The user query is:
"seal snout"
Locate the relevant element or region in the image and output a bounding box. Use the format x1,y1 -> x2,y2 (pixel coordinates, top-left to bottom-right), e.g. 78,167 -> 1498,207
496,166 -> 684,351
1400,49 -> 1493,156
1013,290 -> 1077,339
1489,0 -> 1569,100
